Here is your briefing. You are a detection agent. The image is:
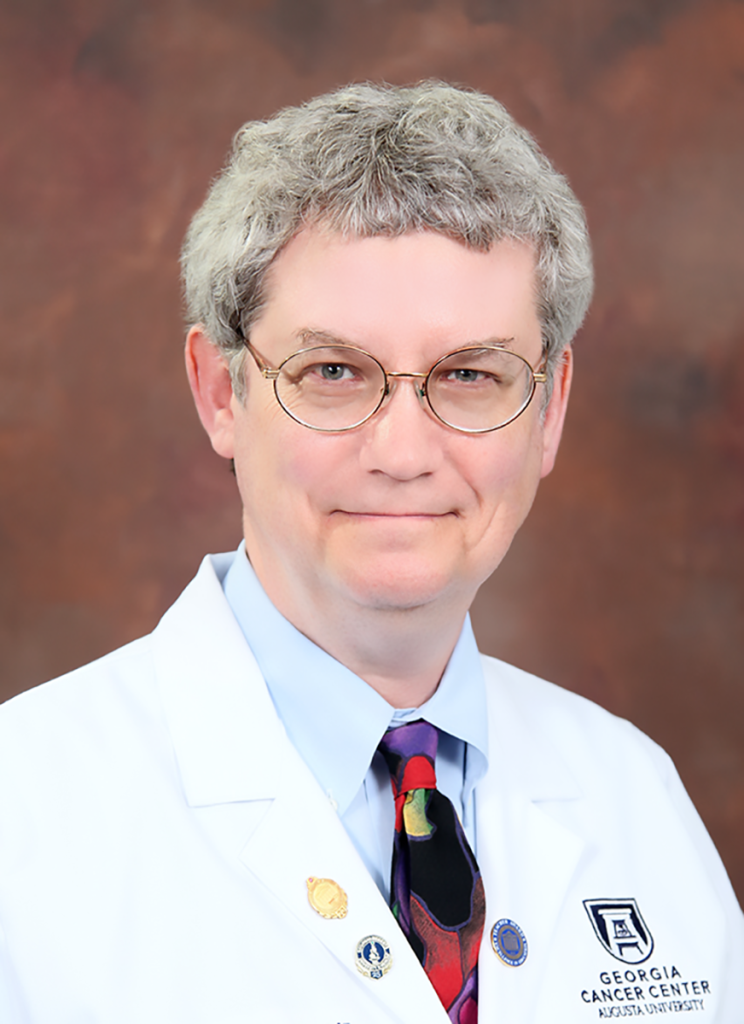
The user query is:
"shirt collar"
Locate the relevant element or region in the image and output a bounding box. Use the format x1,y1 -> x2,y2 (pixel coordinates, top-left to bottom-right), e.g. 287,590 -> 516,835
223,545 -> 489,814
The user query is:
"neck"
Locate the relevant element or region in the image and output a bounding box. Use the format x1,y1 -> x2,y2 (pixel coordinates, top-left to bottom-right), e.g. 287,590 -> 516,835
247,550 -> 470,709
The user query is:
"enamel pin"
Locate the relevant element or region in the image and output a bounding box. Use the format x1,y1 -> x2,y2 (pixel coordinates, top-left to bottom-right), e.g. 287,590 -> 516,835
306,877 -> 348,919
491,918 -> 528,967
355,935 -> 392,979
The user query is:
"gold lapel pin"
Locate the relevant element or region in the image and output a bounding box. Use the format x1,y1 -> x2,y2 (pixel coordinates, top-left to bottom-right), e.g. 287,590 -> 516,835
306,877 -> 348,919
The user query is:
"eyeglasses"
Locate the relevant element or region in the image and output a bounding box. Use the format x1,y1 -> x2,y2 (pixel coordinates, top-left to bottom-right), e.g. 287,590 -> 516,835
243,338 -> 547,434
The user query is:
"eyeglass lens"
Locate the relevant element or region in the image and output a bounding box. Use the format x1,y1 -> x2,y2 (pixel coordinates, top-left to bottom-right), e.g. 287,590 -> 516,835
274,345 -> 536,432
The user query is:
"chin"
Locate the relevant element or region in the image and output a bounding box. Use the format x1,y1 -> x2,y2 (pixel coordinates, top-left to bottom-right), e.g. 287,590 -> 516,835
337,559 -> 460,612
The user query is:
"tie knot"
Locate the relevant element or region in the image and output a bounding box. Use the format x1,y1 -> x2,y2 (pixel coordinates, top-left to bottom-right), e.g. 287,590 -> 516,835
378,720 -> 438,797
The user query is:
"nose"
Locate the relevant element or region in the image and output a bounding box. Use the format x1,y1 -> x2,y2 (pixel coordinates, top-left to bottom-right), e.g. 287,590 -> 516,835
358,374 -> 445,480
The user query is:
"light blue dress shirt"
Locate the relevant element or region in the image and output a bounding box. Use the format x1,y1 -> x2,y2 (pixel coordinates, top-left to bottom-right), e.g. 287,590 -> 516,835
223,545 -> 489,900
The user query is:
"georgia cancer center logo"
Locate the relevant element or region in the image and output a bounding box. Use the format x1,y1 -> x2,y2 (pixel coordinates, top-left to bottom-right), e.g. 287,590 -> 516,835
583,899 -> 654,964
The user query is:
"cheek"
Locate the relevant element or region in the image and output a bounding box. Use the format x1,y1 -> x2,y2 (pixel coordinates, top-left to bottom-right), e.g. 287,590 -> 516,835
240,416 -> 357,522
463,427 -> 545,530
281,432 -> 350,493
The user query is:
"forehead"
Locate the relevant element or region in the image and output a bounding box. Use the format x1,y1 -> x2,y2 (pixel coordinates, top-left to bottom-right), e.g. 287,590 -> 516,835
255,228 -> 540,360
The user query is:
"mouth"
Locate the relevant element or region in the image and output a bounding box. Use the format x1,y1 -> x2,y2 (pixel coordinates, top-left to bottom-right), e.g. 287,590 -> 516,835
334,510 -> 456,519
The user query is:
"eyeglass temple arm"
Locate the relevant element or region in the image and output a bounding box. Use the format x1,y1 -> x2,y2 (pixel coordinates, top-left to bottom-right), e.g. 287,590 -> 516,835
534,346 -> 549,384
242,336 -> 280,381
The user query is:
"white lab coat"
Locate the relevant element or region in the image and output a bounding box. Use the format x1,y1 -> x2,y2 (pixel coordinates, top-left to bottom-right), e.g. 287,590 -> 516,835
0,553 -> 742,1023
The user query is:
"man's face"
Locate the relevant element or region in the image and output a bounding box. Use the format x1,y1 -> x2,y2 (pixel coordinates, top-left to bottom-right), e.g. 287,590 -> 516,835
195,227 -> 570,620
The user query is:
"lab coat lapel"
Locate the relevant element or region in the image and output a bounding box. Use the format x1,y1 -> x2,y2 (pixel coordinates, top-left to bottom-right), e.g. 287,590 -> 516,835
154,556 -> 448,1023
477,661 -> 586,1020
239,742 -> 448,1023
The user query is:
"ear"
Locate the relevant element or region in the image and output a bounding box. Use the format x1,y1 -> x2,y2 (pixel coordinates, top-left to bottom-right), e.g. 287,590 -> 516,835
185,325 -> 237,460
540,346 -> 573,479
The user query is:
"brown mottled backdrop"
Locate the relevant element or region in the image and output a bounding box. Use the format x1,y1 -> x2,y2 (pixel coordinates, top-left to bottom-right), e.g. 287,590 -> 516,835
1,0 -> 743,902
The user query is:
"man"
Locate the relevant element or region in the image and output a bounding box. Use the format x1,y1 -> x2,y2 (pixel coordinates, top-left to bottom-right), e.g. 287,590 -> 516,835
0,83 -> 742,1023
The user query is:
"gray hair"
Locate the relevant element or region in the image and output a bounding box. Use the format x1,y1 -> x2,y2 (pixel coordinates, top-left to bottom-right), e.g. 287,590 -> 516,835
181,81 -> 593,398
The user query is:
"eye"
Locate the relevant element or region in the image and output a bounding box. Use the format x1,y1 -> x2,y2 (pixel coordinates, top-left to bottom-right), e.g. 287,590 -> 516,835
440,367 -> 501,386
446,368 -> 486,384
317,362 -> 354,381
281,346 -> 380,394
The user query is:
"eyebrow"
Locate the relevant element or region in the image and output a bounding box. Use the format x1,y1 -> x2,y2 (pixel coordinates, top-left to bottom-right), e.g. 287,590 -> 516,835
296,328 -> 350,348
294,328 -> 516,351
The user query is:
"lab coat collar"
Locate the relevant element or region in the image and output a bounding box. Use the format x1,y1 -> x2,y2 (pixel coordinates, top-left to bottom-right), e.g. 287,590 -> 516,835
153,552 -> 287,806
480,655 -> 584,803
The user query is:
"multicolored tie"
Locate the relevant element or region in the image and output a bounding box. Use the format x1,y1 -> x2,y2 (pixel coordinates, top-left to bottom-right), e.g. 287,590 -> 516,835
378,721 -> 485,1024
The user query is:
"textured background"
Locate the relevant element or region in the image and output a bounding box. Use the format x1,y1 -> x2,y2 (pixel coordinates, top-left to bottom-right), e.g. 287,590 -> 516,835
1,0 -> 743,902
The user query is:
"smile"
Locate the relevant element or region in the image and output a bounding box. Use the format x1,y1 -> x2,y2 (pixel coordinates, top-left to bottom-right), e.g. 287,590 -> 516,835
335,511 -> 456,519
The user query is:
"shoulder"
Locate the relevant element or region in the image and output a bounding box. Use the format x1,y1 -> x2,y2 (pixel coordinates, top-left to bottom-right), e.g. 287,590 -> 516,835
0,635 -> 167,829
480,651 -> 649,738
0,634 -> 156,742
479,652 -> 676,792
0,552 -> 236,773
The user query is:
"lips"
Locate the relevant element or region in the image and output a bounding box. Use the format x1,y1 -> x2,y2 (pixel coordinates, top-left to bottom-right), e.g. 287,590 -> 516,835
334,510 -> 455,518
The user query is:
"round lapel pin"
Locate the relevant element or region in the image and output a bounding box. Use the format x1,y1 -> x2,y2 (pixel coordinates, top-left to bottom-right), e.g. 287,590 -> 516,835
306,877 -> 348,919
355,935 -> 392,979
491,918 -> 528,967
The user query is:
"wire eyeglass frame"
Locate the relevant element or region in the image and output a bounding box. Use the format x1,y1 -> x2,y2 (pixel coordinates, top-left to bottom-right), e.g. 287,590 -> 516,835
242,336 -> 548,434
